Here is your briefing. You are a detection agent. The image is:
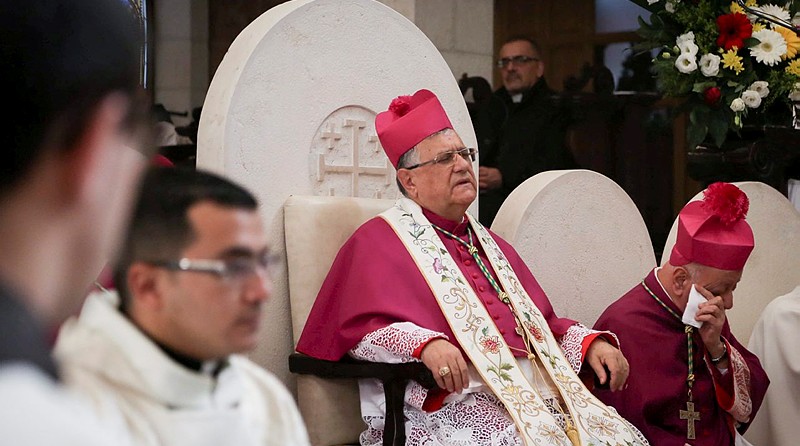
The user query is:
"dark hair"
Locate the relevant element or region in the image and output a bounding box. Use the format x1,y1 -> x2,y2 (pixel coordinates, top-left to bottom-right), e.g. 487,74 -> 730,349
501,35 -> 542,58
114,167 -> 259,311
0,0 -> 149,193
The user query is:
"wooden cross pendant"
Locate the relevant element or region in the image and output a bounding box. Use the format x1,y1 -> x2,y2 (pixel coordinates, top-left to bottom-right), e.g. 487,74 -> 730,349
680,401 -> 701,440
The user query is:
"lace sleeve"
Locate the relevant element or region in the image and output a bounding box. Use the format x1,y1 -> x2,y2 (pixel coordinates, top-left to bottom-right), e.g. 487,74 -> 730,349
349,322 -> 447,363
558,323 -> 620,373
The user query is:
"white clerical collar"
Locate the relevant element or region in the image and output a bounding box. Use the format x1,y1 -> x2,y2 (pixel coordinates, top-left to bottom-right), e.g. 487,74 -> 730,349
511,93 -> 523,103
653,266 -> 676,304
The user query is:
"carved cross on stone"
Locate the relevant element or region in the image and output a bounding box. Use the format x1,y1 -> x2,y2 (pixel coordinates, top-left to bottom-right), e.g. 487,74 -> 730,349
680,401 -> 701,440
316,118 -> 394,197
320,123 -> 342,150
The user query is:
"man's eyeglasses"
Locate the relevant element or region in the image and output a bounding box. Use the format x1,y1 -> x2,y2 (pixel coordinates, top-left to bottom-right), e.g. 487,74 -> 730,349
404,148 -> 477,170
496,55 -> 539,69
149,251 -> 281,281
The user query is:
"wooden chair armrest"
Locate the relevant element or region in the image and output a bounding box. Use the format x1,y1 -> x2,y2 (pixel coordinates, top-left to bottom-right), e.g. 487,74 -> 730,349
289,352 -> 438,446
289,352 -> 437,388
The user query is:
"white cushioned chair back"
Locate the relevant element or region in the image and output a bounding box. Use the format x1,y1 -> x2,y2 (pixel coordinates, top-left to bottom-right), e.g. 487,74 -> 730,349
491,169 -> 656,327
284,195 -> 395,446
661,181 -> 800,345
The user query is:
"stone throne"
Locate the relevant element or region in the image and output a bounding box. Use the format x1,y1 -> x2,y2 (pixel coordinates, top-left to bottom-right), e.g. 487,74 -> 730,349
195,0 -> 476,444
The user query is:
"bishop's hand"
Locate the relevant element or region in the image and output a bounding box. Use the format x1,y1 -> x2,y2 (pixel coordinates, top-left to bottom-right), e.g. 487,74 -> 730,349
694,285 -> 728,364
420,338 -> 469,394
585,337 -> 629,392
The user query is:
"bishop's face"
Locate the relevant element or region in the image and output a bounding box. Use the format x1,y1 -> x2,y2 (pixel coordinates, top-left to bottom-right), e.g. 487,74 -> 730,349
399,130 -> 477,221
687,266 -> 742,310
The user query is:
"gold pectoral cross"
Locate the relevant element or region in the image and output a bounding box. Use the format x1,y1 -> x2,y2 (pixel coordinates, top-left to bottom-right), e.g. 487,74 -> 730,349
679,401 -> 701,440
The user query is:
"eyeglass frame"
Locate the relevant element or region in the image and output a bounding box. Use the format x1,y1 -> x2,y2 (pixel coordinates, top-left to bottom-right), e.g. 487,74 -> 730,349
402,147 -> 477,170
496,55 -> 540,69
147,251 -> 281,281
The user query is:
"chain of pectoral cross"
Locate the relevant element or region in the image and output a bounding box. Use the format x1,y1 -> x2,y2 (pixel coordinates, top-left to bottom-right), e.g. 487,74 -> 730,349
641,280 -> 701,440
430,223 -> 510,305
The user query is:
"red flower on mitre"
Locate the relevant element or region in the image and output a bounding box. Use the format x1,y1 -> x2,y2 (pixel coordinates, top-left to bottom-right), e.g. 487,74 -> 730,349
702,182 -> 750,226
716,13 -> 752,51
389,96 -> 412,117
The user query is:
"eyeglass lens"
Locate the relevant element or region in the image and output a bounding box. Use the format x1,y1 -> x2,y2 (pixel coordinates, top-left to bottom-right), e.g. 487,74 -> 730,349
497,55 -> 537,68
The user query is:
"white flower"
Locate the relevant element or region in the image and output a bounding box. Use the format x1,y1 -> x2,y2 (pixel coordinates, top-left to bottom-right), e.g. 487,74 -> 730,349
678,40 -> 699,56
699,53 -> 721,77
647,0 -> 659,4
665,0 -> 677,13
756,4 -> 792,28
675,53 -> 697,74
676,32 -> 695,45
750,29 -> 788,66
730,98 -> 746,112
749,81 -> 770,98
742,90 -> 762,108
789,83 -> 800,101
793,12 -> 800,28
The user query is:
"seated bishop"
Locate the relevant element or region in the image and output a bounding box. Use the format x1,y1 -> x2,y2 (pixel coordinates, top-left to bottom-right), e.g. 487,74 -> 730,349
593,182 -> 770,445
296,89 -> 649,446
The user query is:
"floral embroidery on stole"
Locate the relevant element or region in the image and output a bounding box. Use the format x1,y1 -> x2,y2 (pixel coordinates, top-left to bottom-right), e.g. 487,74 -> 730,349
380,198 -> 648,446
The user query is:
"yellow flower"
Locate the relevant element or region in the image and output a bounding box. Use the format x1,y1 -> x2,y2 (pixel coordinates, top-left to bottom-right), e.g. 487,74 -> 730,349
786,59 -> 800,76
776,26 -> 800,59
752,23 -> 766,33
722,49 -> 745,74
745,0 -> 757,6
730,1 -> 744,13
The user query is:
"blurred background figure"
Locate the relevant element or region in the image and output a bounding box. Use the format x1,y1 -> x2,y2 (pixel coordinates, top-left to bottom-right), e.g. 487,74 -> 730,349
0,0 -> 153,444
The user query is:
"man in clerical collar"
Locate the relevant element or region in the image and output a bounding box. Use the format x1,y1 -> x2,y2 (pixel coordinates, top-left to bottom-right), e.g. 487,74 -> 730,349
54,166 -> 310,446
593,182 -> 769,445
297,89 -> 648,446
478,36 -> 576,227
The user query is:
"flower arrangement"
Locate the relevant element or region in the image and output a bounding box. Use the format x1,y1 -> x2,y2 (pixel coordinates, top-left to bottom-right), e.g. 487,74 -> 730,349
631,0 -> 800,148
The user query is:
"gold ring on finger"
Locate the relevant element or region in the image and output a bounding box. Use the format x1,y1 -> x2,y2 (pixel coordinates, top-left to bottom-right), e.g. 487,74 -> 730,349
438,366 -> 451,377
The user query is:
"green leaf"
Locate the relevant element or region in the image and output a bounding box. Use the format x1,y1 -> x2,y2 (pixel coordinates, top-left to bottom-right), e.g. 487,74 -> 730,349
441,276 -> 450,283
500,363 -> 514,371
743,37 -> 761,48
482,326 -> 489,336
708,110 -> 731,147
692,81 -> 717,93
689,106 -> 709,125
687,120 -> 709,149
499,372 -> 512,382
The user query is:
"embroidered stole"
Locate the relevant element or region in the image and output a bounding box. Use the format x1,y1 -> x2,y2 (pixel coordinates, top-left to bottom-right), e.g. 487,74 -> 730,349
381,198 -> 647,446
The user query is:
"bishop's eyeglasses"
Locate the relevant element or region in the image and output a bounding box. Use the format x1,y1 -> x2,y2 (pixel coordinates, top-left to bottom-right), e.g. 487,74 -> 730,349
149,251 -> 280,281
404,147 -> 477,170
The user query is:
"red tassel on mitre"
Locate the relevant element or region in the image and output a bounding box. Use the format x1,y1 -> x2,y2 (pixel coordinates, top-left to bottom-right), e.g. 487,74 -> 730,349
389,96 -> 412,117
701,182 -> 749,226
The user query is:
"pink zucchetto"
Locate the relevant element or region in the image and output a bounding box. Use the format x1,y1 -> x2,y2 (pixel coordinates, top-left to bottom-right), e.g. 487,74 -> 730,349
669,182 -> 755,271
375,89 -> 453,168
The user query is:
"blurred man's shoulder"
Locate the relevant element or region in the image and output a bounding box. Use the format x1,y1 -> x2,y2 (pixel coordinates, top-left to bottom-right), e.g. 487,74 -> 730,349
0,363 -> 122,445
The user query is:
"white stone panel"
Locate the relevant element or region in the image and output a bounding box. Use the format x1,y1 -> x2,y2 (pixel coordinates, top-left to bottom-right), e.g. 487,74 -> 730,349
454,0 -> 494,54
492,170 -> 656,327
155,41 -> 192,90
197,0 -> 477,388
661,182 -> 800,345
154,0 -> 191,39
415,0 -> 456,50
441,50 -> 494,85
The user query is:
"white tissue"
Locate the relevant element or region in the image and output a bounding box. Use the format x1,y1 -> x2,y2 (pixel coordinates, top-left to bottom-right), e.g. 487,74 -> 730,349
681,285 -> 706,328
